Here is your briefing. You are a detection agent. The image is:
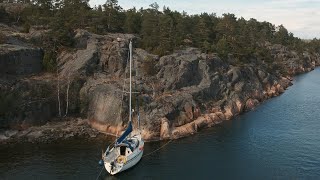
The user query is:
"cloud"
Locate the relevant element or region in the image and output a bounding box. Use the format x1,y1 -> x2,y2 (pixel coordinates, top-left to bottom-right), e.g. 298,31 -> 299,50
239,0 -> 320,39
89,0 -> 320,39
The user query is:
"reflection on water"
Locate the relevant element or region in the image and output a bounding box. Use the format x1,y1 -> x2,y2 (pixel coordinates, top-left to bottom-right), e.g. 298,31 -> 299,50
1,68 -> 320,179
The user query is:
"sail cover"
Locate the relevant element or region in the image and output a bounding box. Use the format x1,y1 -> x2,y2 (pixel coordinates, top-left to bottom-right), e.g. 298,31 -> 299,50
116,121 -> 133,144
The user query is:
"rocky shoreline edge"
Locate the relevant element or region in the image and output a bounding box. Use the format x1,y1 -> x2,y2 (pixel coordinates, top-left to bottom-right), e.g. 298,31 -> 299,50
0,71 -> 304,145
0,118 -> 102,144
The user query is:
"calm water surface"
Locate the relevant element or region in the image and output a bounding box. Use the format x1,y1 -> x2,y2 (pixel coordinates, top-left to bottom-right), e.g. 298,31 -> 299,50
1,68 -> 320,179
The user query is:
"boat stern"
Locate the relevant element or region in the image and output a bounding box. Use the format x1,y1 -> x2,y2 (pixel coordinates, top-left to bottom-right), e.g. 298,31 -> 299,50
104,161 -> 123,175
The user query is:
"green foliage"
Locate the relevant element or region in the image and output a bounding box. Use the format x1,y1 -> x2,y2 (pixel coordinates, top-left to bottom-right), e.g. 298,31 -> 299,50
155,9 -> 175,55
256,47 -> 273,63
124,8 -> 141,34
174,12 -> 190,46
48,27 -> 74,47
103,0 -> 125,32
42,50 -> 57,72
149,2 -> 159,10
216,38 -> 229,59
193,17 -> 210,48
308,38 -> 320,53
3,0 -> 318,68
140,7 -> 160,52
273,25 -> 290,45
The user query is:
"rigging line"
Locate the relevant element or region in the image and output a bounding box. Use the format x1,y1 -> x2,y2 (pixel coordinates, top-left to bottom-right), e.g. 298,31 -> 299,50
142,139 -> 173,158
95,166 -> 104,180
132,44 -> 141,131
116,46 -> 130,140
129,40 -> 134,123
115,90 -> 140,94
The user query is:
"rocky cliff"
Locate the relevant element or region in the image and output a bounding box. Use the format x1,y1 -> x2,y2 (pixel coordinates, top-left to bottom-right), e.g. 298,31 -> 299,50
0,24 -> 49,130
0,44 -> 43,75
1,28 -> 319,143
59,30 -> 320,141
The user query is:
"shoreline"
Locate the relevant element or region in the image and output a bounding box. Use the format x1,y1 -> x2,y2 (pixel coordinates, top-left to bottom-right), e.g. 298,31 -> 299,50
2,68 -> 318,145
0,118 -> 103,145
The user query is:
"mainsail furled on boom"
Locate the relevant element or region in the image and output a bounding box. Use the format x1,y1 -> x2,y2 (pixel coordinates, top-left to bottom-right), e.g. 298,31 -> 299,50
116,121 -> 133,144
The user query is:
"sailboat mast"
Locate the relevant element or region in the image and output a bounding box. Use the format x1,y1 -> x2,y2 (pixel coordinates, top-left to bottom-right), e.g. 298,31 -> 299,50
129,40 -> 132,122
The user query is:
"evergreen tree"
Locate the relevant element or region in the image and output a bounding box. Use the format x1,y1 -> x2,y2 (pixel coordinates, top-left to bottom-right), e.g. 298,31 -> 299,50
216,13 -> 237,40
157,9 -> 174,55
193,16 -> 211,52
140,4 -> 160,52
103,0 -> 125,32
1,0 -> 316,67
124,7 -> 141,34
274,25 -> 290,45
175,11 -> 192,47
216,37 -> 230,59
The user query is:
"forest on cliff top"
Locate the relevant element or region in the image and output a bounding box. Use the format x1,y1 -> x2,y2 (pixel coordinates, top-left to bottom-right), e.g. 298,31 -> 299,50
1,0 -> 320,72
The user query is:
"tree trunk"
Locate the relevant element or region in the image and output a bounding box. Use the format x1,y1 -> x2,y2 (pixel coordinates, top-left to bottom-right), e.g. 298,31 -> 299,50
65,75 -> 70,117
57,69 -> 61,117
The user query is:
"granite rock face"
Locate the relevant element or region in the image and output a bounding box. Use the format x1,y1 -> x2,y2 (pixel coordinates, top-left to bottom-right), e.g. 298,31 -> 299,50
266,43 -> 320,74
0,75 -> 57,129
0,24 -> 50,130
0,44 -> 43,75
1,29 -> 320,143
0,23 -> 44,76
68,31 -> 319,140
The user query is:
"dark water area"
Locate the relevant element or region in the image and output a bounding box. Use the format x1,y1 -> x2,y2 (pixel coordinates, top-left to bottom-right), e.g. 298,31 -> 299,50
1,68 -> 320,180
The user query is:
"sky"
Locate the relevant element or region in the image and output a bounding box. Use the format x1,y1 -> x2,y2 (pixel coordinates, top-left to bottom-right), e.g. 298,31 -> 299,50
89,0 -> 320,39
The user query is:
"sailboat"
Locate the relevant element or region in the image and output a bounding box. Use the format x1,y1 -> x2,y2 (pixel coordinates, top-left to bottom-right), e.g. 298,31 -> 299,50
101,40 -> 144,175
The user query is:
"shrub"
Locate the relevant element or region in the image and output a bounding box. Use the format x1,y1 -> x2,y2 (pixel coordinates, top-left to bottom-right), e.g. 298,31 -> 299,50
42,50 -> 57,72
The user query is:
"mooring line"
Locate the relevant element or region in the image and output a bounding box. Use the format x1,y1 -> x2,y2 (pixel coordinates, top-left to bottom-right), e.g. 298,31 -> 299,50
95,166 -> 104,180
142,139 -> 173,158
95,139 -> 173,179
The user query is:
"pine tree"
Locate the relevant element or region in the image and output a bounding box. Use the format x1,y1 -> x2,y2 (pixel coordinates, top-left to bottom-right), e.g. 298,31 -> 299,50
274,24 -> 289,45
140,4 -> 160,52
103,0 -> 125,32
157,12 -> 174,55
193,16 -> 211,51
216,37 -> 230,59
124,8 -> 141,34
175,11 -> 192,47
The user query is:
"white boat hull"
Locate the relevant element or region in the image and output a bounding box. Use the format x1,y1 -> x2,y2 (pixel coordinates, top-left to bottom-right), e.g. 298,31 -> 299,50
103,135 -> 144,175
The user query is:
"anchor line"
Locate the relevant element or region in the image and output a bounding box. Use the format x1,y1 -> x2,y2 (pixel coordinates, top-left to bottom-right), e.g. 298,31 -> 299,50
142,139 -> 173,158
95,139 -> 173,179
95,166 -> 104,180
